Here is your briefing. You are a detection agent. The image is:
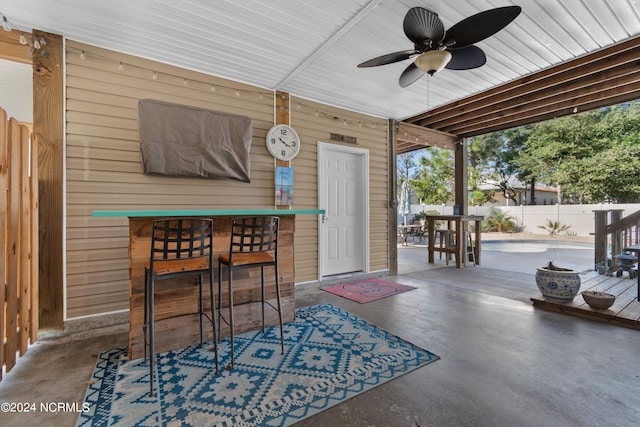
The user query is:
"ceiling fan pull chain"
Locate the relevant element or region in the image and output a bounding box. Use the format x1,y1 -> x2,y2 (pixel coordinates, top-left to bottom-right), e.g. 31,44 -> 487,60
427,75 -> 430,111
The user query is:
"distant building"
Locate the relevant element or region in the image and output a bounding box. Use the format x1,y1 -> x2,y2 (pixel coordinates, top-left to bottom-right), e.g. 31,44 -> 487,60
475,178 -> 559,206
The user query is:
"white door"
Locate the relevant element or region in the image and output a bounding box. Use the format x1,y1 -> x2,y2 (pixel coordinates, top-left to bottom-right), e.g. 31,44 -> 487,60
318,142 -> 369,277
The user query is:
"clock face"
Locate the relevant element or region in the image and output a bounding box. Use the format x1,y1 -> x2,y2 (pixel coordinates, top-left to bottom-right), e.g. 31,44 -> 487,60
266,124 -> 300,161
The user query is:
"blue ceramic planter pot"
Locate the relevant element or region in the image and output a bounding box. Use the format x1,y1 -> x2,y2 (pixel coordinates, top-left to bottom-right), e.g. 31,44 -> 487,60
535,267 -> 581,302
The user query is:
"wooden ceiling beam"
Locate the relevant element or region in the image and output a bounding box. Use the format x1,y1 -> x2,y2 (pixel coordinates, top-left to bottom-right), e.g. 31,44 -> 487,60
407,36 -> 640,126
396,122 -> 458,152
415,46 -> 640,129
427,60 -> 640,131
442,73 -> 640,135
460,83 -> 640,138
0,29 -> 31,64
398,36 -> 640,142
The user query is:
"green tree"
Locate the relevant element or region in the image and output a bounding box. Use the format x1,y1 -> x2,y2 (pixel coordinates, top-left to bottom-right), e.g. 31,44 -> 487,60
469,126 -> 533,204
469,189 -> 491,206
397,152 -> 419,205
411,148 -> 454,204
519,103 -> 640,203
397,152 -> 417,184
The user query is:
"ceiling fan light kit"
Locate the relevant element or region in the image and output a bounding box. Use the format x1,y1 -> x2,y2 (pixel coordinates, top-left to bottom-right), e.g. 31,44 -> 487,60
357,6 -> 521,86
415,50 -> 452,75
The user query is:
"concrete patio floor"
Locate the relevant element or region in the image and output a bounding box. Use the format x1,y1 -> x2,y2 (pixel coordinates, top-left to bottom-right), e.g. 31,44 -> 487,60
1,234 -> 639,426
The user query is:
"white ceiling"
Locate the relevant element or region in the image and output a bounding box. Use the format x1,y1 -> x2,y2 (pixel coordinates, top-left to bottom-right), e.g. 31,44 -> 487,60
1,0 -> 639,121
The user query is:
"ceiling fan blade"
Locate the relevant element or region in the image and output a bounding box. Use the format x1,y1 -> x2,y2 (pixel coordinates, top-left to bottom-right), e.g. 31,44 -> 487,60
403,7 -> 445,45
445,45 -> 486,70
357,49 -> 418,68
443,6 -> 521,48
399,62 -> 425,88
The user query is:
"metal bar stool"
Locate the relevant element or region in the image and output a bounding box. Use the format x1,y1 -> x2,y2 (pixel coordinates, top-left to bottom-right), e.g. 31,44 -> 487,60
218,216 -> 284,368
464,230 -> 476,266
143,218 -> 218,397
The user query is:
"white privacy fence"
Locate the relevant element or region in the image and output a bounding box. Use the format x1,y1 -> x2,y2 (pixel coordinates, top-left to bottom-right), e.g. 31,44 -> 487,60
402,204 -> 640,237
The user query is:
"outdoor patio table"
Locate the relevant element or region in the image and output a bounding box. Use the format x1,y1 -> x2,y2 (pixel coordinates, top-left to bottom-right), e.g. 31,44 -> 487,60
622,243 -> 640,301
398,224 -> 423,245
425,215 -> 484,268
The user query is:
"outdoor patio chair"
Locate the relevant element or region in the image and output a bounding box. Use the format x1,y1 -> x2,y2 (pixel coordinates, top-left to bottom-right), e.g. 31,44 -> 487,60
218,216 -> 284,368
143,218 -> 218,397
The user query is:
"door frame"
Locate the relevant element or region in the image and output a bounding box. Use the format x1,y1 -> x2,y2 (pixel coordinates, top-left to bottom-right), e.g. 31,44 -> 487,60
317,141 -> 369,278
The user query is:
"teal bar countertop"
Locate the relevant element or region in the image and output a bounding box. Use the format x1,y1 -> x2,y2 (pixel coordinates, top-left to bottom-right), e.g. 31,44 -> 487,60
92,209 -> 325,217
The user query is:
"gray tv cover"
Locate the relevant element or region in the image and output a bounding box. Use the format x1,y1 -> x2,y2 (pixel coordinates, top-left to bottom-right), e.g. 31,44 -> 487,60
138,99 -> 252,182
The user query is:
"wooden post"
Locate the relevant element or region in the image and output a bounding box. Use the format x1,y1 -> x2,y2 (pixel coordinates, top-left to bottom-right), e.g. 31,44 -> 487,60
274,91 -> 290,210
454,139 -> 468,215
388,119 -> 397,275
593,210 -> 608,269
610,209 -> 624,262
33,30 -> 64,329
274,91 -> 290,165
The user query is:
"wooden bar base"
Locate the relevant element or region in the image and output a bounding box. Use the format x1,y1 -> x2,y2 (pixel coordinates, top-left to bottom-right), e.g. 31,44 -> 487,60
127,215 -> 296,360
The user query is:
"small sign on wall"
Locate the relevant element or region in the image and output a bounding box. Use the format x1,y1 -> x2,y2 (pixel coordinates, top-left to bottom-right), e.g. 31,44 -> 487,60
330,133 -> 357,144
275,166 -> 294,206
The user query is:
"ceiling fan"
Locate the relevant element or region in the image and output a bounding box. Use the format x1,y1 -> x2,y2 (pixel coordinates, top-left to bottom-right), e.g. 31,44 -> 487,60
357,6 -> 521,87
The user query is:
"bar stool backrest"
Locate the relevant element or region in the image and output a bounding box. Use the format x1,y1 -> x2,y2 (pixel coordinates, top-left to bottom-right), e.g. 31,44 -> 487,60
150,218 -> 213,262
229,216 -> 278,256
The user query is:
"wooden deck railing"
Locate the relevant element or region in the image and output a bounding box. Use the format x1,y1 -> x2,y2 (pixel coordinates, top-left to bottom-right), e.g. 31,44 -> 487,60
1,107 -> 39,381
594,209 -> 640,271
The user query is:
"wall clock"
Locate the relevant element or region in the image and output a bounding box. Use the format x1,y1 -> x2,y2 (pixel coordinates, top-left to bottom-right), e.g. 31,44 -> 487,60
266,124 -> 300,161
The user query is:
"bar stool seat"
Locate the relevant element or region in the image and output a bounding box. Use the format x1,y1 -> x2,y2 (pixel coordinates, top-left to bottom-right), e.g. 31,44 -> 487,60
218,251 -> 274,266
218,216 -> 284,369
147,257 -> 210,275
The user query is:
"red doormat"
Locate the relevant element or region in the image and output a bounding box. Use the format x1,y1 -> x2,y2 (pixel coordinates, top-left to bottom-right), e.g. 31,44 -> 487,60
321,278 -> 416,304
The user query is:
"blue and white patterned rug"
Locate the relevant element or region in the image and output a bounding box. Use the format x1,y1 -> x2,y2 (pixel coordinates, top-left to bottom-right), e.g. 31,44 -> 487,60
77,303 -> 439,426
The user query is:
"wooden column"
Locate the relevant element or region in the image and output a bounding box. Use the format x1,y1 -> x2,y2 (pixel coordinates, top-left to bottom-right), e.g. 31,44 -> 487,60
454,138 -> 468,215
274,90 -> 290,210
33,30 -> 64,329
610,209 -> 624,260
275,90 -> 289,128
388,119 -> 398,275
593,210 -> 608,269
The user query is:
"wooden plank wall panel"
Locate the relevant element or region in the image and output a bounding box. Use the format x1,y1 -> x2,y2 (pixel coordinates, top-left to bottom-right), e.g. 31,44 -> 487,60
0,113 -> 39,379
290,97 -> 389,282
5,117 -> 20,371
29,136 -> 39,342
18,125 -> 30,354
0,110 -> 39,380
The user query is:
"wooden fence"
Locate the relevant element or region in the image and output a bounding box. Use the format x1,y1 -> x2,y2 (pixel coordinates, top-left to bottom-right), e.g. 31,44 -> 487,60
1,107 -> 39,381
